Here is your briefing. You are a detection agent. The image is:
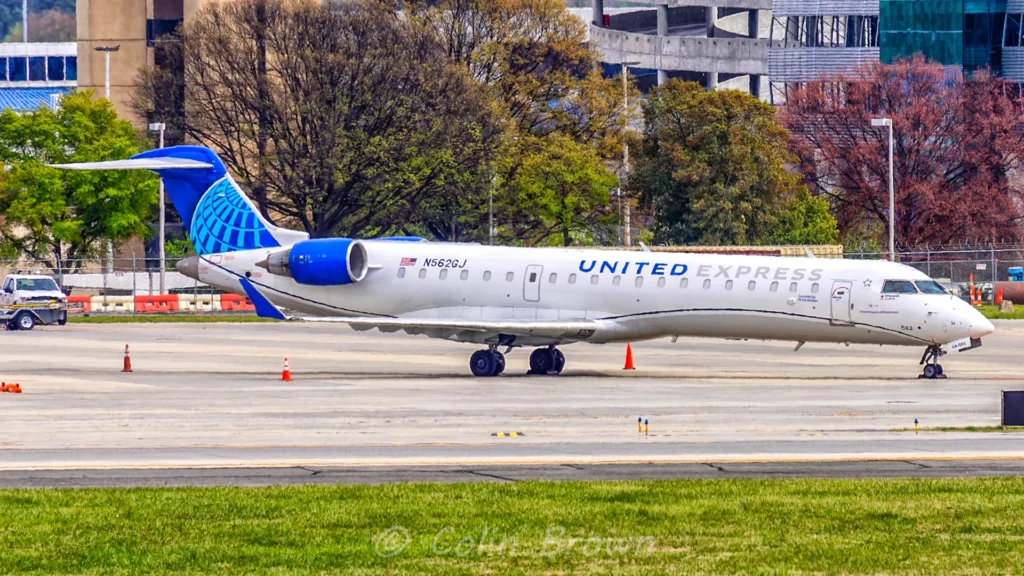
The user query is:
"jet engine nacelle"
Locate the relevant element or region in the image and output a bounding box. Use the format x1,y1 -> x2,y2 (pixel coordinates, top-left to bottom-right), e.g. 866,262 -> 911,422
262,238 -> 368,286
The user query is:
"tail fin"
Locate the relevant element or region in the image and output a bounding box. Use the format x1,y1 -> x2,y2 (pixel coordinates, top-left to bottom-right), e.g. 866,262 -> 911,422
54,145 -> 307,255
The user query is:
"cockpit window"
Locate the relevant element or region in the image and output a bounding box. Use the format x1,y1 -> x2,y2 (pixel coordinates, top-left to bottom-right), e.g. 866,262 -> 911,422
881,280 -> 918,294
915,280 -> 947,294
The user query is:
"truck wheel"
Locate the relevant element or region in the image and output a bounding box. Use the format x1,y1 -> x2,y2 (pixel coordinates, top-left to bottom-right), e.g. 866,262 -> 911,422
58,315 -> 67,326
15,312 -> 35,331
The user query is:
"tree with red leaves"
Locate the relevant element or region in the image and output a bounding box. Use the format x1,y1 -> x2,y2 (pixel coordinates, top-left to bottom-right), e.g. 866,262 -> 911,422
778,55 -> 1024,250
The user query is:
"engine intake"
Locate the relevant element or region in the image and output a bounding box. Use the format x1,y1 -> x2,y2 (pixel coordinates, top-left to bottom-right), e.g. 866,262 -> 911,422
262,239 -> 368,286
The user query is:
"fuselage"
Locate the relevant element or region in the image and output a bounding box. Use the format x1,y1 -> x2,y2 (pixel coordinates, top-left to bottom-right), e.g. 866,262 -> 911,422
190,241 -> 994,349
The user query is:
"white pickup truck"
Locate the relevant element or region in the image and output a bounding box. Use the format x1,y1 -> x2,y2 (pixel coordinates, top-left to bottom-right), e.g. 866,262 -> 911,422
0,274 -> 68,330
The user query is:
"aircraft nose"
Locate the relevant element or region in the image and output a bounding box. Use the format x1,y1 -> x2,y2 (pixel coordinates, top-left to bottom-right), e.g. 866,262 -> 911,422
176,256 -> 200,281
970,314 -> 995,339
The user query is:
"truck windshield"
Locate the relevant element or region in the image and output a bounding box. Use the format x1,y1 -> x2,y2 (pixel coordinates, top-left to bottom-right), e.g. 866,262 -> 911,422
17,278 -> 59,291
915,280 -> 948,295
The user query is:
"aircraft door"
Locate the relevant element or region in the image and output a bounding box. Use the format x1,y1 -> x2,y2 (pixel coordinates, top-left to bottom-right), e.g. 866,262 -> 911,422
830,280 -> 854,325
524,265 -> 543,302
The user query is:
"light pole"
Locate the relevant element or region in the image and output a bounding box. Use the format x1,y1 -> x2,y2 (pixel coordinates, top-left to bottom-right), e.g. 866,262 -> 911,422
871,118 -> 895,261
93,45 -> 120,100
620,60 -> 639,246
95,45 -> 120,273
149,122 -> 167,294
22,0 -> 27,42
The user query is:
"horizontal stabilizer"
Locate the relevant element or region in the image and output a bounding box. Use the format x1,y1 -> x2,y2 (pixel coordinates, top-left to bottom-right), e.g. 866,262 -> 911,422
50,158 -> 214,170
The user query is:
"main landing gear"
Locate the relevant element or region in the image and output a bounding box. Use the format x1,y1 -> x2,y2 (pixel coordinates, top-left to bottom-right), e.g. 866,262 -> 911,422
467,346 -> 566,377
919,344 -> 947,379
528,346 -> 565,375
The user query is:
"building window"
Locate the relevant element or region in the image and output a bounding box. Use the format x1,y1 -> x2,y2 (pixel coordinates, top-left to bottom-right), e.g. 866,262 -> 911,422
703,279 -> 711,289
397,268 -> 406,279
789,282 -> 797,292
657,277 -> 666,288
439,269 -> 448,280
418,268 -> 427,279
0,58 -> 7,81
506,271 -> 514,282
548,273 -> 557,283
680,278 -> 688,288
725,280 -> 733,290
568,273 -> 576,284
612,275 -> 621,286
811,283 -> 819,293
47,56 -> 64,81
460,270 -> 469,280
770,281 -> 778,292
28,57 -> 45,81
10,57 -> 26,82
748,280 -> 756,291
483,271 -> 491,281
635,276 -> 644,287
65,56 -> 77,81
591,274 -> 599,285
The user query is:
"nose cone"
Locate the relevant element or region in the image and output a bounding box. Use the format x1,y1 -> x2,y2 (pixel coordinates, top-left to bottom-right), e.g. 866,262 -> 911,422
176,256 -> 200,281
970,313 -> 996,339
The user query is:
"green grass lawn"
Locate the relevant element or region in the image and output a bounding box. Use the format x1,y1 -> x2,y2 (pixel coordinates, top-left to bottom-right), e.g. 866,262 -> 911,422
68,314 -> 272,323
4,479 -> 1024,574
892,425 -> 1023,433
978,304 -> 1024,320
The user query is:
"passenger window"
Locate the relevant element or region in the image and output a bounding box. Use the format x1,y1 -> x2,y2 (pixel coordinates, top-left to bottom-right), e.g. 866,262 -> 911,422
591,275 -> 599,285
439,269 -> 448,280
418,269 -> 427,279
528,272 -> 537,283
397,268 -> 406,279
703,279 -> 711,289
549,273 -> 557,284
680,278 -> 688,288
770,281 -> 778,292
568,273 -> 577,284
789,282 -> 797,292
506,271 -> 514,282
612,275 -> 621,286
882,280 -> 919,294
483,271 -> 491,281
748,280 -> 756,291
811,283 -> 819,293
460,270 -> 469,281
657,277 -> 666,288
635,276 -> 644,288
725,280 -> 733,290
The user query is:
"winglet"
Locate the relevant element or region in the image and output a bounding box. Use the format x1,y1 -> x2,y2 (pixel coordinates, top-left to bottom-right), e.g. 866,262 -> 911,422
238,278 -> 287,321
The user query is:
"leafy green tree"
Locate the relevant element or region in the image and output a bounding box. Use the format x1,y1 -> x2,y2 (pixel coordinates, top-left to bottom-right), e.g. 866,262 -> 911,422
498,134 -> 617,246
630,80 -> 838,246
0,90 -> 158,272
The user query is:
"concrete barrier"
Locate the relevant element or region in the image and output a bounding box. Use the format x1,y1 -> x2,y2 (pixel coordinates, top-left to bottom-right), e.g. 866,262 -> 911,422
135,295 -> 181,313
220,294 -> 255,312
66,296 -> 92,313
178,294 -> 220,313
90,295 -> 134,313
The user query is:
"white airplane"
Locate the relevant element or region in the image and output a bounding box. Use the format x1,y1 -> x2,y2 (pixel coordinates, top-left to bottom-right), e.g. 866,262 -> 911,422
57,145 -> 995,378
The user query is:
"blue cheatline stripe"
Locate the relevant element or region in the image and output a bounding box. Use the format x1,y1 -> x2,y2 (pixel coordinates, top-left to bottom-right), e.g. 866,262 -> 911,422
598,307 -> 929,344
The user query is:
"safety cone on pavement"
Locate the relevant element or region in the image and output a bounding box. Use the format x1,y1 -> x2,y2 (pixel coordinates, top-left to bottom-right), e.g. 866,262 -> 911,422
624,343 -> 636,370
996,286 -> 1004,305
122,344 -> 133,373
0,382 -> 7,392
282,357 -> 292,382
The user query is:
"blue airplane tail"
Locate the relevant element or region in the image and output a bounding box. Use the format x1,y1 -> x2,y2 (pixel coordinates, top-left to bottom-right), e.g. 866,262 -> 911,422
125,146 -> 306,255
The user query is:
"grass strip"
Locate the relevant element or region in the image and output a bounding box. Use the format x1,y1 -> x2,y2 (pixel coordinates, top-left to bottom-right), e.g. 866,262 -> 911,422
3,478 -> 1024,574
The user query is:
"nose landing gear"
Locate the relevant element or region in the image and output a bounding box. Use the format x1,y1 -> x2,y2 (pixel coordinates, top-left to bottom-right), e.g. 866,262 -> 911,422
919,344 -> 947,379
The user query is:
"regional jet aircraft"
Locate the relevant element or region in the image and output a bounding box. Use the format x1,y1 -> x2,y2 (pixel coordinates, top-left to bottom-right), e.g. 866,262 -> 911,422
57,146 -> 994,378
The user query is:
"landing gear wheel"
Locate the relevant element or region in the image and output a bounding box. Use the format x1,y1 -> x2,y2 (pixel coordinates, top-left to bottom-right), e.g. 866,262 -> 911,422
552,349 -> 565,374
15,312 -> 34,331
470,349 -> 503,377
918,345 -> 948,379
494,352 -> 506,375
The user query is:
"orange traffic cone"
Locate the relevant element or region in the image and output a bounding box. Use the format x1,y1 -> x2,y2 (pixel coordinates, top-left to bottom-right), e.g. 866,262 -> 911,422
996,286 -> 1004,305
282,357 -> 292,382
0,382 -> 7,392
624,344 -> 636,370
11,383 -> 21,393
122,344 -> 133,373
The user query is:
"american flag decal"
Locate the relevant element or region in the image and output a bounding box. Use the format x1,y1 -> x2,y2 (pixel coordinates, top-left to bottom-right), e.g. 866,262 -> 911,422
400,257 -> 417,267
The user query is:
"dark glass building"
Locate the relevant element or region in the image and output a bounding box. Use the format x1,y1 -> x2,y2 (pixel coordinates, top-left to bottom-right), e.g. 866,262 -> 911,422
880,0 -> 1005,72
